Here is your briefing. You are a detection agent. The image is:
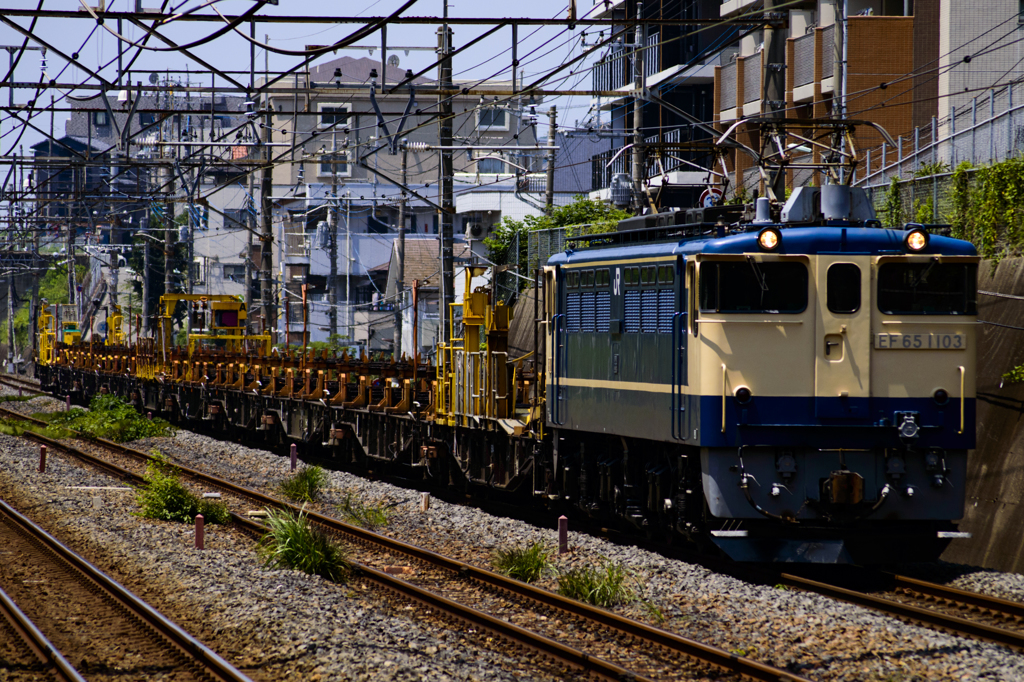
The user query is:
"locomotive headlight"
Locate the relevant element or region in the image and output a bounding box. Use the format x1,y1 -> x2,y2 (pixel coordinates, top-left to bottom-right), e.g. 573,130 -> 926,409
734,386 -> 752,404
905,228 -> 929,252
757,227 -> 781,252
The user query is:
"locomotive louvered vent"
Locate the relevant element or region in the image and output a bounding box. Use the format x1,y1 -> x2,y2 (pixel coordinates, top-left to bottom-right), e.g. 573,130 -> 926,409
658,289 -> 675,333
624,291 -> 641,332
596,292 -> 610,332
641,290 -> 658,333
566,293 -> 581,332
581,292 -> 596,332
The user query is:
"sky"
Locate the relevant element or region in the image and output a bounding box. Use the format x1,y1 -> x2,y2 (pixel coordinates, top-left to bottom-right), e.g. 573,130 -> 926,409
0,0 -> 610,157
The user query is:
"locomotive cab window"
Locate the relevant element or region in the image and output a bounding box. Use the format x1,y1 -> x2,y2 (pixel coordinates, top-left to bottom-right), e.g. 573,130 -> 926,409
699,260 -> 808,313
877,262 -> 978,315
827,263 -> 861,314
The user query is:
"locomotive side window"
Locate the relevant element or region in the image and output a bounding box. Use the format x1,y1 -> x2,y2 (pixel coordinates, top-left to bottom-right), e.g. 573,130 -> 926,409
699,261 -> 808,313
827,263 -> 861,314
567,271 -> 579,288
641,266 -> 657,285
625,267 -> 640,286
658,265 -> 674,284
877,262 -> 978,315
596,269 -> 610,286
583,270 -> 595,287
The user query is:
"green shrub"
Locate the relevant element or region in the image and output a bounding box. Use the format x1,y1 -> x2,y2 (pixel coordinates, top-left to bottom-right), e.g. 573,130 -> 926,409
491,542 -> 551,583
0,415 -> 73,440
278,465 -> 329,503
337,491 -> 394,530
135,452 -> 230,524
258,507 -> 350,582
556,560 -> 636,608
37,394 -> 174,442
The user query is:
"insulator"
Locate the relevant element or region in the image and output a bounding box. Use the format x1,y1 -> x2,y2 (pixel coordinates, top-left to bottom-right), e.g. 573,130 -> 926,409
406,141 -> 430,152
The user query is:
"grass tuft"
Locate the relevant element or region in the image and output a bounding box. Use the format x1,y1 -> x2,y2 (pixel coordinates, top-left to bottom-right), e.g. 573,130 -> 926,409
0,415 -> 73,440
491,542 -> 552,583
258,506 -> 350,582
36,394 -> 174,442
278,465 -> 329,503
135,451 -> 231,524
337,490 -> 395,530
556,559 -> 636,608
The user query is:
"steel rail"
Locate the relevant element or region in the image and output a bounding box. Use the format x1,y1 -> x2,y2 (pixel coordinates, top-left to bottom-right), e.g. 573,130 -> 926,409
886,573 -> 1024,620
0,375 -> 46,396
0,497 -> 253,682
4,408 -> 810,682
778,572 -> 1024,651
5,423 -> 652,682
0,584 -> 86,682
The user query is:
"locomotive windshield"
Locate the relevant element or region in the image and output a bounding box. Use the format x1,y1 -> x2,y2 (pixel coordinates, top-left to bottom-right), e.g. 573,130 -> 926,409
877,262 -> 977,315
699,261 -> 808,313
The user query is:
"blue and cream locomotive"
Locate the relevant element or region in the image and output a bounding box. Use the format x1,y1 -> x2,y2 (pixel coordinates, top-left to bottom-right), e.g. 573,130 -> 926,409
544,185 -> 977,563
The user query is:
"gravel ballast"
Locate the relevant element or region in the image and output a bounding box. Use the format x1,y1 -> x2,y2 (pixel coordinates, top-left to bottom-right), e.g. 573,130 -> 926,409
2,384 -> 1024,680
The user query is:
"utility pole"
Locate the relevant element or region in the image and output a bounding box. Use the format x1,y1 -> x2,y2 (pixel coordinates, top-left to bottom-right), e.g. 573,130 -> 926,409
142,234 -> 150,334
345,193 -> 352,344
763,0 -> 787,200
162,121 -> 175,349
631,2 -> 645,195
437,14 -> 454,345
245,170 -> 255,327
259,102 -> 276,344
394,140 -> 407,359
545,106 -> 557,214
7,152 -> 16,371
329,151 -> 339,340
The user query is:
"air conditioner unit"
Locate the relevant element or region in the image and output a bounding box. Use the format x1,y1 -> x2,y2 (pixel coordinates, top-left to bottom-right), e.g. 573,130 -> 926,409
466,221 -> 484,238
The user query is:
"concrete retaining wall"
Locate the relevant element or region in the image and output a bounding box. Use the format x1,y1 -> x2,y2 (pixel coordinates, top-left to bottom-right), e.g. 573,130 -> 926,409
944,258 -> 1024,571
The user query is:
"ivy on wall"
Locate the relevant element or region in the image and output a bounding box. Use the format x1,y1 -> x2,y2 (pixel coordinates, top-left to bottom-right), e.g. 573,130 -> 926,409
948,157 -> 1024,263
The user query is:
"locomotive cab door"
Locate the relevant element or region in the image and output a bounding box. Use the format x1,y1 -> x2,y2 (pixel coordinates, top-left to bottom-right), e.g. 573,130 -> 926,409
814,255 -> 871,418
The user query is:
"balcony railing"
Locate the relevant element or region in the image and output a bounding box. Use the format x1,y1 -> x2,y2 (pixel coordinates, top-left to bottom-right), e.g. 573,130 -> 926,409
591,33 -> 659,92
743,54 -> 761,104
793,32 -> 815,87
720,60 -> 737,109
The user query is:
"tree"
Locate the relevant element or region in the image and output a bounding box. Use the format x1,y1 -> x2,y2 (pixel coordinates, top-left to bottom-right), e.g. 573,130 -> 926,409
484,196 -> 631,285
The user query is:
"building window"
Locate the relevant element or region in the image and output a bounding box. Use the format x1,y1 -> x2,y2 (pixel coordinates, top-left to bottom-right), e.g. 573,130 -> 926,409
222,208 -> 248,230
223,264 -> 246,281
318,104 -> 349,129
93,110 -> 109,127
139,112 -> 157,127
477,157 -> 504,174
318,151 -> 349,177
478,107 -> 508,131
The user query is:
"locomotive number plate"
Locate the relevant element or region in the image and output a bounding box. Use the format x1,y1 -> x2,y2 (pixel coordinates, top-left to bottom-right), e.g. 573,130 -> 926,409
874,333 -> 966,350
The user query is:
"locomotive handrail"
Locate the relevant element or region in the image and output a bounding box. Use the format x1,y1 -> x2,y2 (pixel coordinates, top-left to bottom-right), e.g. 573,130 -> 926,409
671,311 -> 687,441
721,364 -> 727,434
958,365 -> 965,435
551,313 -> 566,425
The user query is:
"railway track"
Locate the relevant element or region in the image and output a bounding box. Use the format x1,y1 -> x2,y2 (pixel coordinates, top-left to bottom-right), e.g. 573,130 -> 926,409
0,582 -> 85,682
0,496 -> 252,682
0,404 -> 811,682
767,570 -> 1024,651
0,374 -> 45,395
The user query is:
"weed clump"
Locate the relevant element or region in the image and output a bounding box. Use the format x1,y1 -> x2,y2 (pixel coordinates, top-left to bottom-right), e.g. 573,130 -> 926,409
278,465 -> 329,503
258,507 -> 350,582
135,452 -> 230,524
37,394 -> 174,443
491,542 -> 552,583
0,415 -> 73,440
556,560 -> 636,608
337,491 -> 394,530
